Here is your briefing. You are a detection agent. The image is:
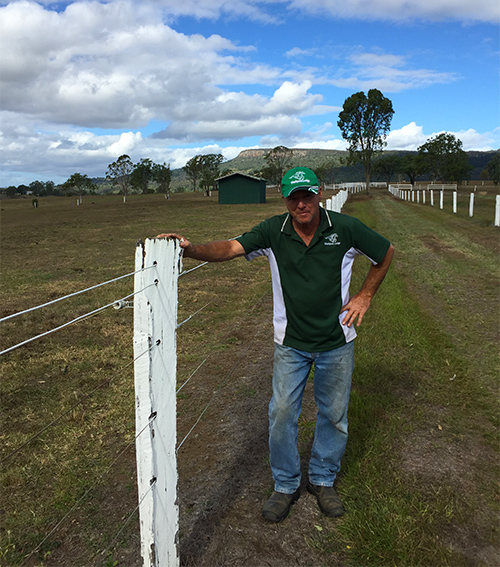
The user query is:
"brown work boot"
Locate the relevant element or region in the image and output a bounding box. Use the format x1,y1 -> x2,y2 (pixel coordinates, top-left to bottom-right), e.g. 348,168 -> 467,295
307,481 -> 344,517
262,488 -> 300,522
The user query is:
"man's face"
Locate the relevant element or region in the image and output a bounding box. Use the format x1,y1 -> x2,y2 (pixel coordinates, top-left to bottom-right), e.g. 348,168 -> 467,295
284,188 -> 322,226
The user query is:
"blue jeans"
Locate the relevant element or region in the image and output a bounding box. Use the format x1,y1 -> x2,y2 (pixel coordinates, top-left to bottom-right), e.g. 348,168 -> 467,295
269,341 -> 354,493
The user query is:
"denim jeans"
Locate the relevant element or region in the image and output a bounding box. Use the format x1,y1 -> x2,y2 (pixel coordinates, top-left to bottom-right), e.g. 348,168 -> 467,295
269,341 -> 354,493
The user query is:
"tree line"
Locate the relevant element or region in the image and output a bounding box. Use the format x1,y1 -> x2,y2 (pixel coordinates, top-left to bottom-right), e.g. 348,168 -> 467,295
2,89 -> 499,199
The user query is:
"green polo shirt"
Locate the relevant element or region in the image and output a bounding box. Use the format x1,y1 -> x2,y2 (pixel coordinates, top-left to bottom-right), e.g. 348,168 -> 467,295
236,207 -> 390,352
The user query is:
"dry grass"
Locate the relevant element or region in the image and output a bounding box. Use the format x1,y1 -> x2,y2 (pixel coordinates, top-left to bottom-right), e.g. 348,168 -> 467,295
1,188 -> 499,566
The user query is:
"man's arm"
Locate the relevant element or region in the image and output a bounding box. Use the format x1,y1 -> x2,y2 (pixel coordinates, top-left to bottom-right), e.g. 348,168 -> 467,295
340,244 -> 394,328
156,232 -> 246,262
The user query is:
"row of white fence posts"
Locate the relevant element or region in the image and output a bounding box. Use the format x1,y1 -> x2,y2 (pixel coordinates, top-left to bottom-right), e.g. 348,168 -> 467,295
134,238 -> 182,567
322,182 -> 367,213
324,189 -> 348,212
388,184 -> 500,226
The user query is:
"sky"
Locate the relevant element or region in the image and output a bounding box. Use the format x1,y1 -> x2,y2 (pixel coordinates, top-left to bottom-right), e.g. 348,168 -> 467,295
1,0 -> 499,187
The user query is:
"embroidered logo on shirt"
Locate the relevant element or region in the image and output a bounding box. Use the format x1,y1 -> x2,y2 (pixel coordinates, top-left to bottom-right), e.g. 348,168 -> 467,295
324,233 -> 341,246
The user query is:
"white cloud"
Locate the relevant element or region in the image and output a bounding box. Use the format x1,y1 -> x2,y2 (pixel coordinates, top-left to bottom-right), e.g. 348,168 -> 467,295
386,122 -> 427,149
153,81 -> 326,140
329,51 -> 458,92
288,0 -> 500,23
6,0 -> 497,23
451,127 -> 500,151
0,0 -> 274,129
386,122 -> 499,151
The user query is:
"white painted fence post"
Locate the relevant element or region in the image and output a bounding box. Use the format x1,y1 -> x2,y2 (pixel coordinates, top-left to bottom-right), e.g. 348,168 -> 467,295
440,190 -> 444,210
469,193 -> 474,217
495,195 -> 500,227
134,238 -> 181,567
423,190 -> 426,205
430,190 -> 434,207
453,191 -> 457,214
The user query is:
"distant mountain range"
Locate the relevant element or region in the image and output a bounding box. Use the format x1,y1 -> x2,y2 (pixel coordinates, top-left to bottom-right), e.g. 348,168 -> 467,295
170,148 -> 497,190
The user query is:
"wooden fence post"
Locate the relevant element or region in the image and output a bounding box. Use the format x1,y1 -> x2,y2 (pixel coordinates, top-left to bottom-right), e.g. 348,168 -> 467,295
134,238 -> 182,567
495,195 -> 500,227
469,193 -> 474,217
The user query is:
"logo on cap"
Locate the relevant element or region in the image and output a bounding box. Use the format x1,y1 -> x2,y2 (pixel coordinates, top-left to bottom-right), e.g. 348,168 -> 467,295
289,171 -> 311,184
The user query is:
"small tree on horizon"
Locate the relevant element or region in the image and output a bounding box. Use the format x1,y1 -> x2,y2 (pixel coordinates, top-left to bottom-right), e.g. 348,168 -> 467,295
183,155 -> 203,192
261,146 -> 294,187
337,89 -> 394,194
483,152 -> 500,185
106,154 -> 134,202
199,154 -> 223,196
131,158 -> 154,194
417,133 -> 472,184
372,154 -> 402,186
62,173 -> 96,198
153,162 -> 172,195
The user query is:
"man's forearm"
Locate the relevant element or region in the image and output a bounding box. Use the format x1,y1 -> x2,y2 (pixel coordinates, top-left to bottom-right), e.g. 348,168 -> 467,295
359,244 -> 394,299
183,240 -> 244,262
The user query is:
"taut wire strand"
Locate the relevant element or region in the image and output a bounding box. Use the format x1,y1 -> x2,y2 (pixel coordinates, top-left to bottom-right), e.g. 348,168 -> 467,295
177,298 -> 218,329
0,266 -> 155,323
179,261 -> 209,277
0,284 -> 156,356
176,357 -> 208,394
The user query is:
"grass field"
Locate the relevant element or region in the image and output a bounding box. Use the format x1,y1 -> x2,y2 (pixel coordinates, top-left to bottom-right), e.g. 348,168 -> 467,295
0,187 -> 499,566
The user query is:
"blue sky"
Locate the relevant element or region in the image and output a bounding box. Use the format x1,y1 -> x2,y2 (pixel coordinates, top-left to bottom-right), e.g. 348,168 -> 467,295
1,0 -> 499,186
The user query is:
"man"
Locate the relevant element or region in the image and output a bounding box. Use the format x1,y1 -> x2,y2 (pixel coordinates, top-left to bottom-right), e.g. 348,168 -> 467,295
158,166 -> 394,523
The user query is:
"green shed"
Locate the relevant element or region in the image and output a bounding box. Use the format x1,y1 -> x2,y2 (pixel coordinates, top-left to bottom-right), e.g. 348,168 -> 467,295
217,173 -> 267,204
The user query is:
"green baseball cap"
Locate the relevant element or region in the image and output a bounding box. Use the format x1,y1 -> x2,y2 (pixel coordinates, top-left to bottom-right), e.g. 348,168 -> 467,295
280,167 -> 320,198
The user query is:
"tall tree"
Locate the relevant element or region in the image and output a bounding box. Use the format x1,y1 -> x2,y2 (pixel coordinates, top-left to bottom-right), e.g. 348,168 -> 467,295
337,89 -> 394,194
153,162 -> 172,195
106,154 -> 134,202
131,158 -> 154,194
417,133 -> 472,184
261,146 -> 294,187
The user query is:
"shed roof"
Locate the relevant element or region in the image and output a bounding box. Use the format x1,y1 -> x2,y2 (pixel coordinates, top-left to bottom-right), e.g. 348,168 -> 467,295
216,172 -> 265,182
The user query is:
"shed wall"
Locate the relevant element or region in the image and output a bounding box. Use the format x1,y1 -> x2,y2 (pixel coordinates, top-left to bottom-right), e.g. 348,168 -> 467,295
218,176 -> 266,204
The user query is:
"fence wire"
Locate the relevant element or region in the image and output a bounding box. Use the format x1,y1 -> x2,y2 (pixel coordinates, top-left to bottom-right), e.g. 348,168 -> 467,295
0,282 -> 156,356
0,266 -> 155,324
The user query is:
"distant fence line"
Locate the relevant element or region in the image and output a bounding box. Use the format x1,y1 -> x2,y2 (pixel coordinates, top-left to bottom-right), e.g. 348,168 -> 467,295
388,184 -> 500,226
